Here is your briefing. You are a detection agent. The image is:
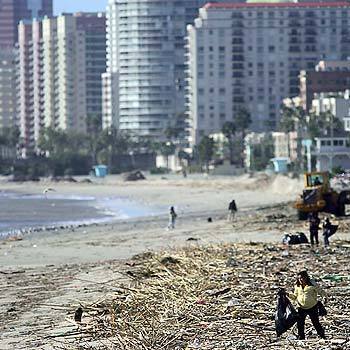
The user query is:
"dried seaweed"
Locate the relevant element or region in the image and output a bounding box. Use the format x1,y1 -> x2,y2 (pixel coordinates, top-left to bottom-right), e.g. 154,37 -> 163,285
56,242 -> 350,349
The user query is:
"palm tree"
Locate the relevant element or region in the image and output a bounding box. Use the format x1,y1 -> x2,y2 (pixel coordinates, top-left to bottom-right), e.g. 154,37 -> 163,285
159,142 -> 176,169
280,106 -> 296,159
0,126 -> 20,148
98,127 -> 131,170
198,136 -> 215,173
235,108 -> 252,167
280,105 -> 306,172
86,114 -> 102,164
222,121 -> 236,164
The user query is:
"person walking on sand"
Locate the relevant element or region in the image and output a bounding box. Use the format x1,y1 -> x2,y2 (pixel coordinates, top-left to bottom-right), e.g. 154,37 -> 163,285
308,212 -> 320,246
167,206 -> 177,230
228,199 -> 237,222
323,217 -> 332,248
286,270 -> 327,340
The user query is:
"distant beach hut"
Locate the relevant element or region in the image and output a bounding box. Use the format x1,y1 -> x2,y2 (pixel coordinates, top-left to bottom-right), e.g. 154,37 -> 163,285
270,157 -> 290,173
93,165 -> 108,178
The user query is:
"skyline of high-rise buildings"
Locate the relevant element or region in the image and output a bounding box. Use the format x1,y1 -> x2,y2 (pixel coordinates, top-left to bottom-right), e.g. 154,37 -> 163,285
2,0 -> 350,156
102,0 -> 244,141
0,0 -> 52,132
17,12 -> 106,153
186,1 -> 350,145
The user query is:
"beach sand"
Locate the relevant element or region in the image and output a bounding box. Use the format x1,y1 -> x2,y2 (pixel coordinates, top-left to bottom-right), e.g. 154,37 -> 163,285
0,173 -> 348,349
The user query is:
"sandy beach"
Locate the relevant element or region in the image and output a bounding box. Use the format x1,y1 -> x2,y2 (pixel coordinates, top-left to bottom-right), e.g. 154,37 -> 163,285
0,173 -> 349,349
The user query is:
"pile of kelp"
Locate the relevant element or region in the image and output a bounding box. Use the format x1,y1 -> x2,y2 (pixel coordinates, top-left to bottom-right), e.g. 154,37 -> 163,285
57,242 -> 350,350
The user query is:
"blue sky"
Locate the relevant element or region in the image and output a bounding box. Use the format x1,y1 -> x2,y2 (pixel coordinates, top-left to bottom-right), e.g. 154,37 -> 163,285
54,0 -> 107,15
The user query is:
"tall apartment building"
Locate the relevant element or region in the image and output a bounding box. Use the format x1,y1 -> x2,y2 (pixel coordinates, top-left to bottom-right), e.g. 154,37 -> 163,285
186,2 -> 350,146
17,13 -> 106,152
0,48 -> 16,129
0,0 -> 52,47
102,0 -> 243,140
0,0 -> 52,133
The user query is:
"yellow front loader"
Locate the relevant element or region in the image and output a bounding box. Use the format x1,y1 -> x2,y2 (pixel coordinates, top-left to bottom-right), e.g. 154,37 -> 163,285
294,171 -> 350,220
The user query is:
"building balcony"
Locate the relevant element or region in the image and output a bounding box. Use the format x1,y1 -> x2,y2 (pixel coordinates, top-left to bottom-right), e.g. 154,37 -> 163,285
231,21 -> 243,27
305,37 -> 316,44
305,29 -> 317,35
232,39 -> 243,44
289,20 -> 300,27
289,46 -> 301,52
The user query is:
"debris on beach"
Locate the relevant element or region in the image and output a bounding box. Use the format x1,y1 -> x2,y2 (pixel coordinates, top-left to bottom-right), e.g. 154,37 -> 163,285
74,307 -> 83,322
122,170 -> 146,181
80,178 -> 93,184
50,176 -> 77,183
58,242 -> 350,350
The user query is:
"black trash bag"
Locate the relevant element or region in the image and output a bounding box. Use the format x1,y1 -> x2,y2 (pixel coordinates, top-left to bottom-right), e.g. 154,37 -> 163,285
275,291 -> 299,337
282,232 -> 309,245
296,232 -> 309,244
318,301 -> 327,317
328,225 -> 338,238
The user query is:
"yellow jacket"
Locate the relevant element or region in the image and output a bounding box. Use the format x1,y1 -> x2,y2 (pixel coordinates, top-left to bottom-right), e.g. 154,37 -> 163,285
288,284 -> 326,309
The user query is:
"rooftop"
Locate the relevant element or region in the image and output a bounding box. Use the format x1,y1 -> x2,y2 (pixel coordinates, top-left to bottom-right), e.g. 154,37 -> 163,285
204,2 -> 350,9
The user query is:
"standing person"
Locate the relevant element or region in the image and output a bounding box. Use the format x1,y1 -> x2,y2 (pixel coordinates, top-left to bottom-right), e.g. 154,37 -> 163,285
308,212 -> 320,246
167,206 -> 177,230
322,217 -> 332,247
228,199 -> 237,222
287,271 -> 327,340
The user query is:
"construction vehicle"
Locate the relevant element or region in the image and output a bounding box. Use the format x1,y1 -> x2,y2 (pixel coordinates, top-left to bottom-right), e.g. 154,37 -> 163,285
294,171 -> 350,220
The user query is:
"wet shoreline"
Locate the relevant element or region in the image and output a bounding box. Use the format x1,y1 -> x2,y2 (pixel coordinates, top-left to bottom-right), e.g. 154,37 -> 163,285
0,191 -> 165,239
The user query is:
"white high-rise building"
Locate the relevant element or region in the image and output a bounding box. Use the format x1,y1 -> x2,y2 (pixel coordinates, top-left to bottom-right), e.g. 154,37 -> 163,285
186,2 -> 350,146
0,48 -> 16,129
17,13 -> 106,152
103,0 -> 243,140
0,0 -> 52,132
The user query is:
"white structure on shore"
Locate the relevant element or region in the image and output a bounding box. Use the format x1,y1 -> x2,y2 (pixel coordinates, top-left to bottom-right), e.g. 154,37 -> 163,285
314,133 -> 350,171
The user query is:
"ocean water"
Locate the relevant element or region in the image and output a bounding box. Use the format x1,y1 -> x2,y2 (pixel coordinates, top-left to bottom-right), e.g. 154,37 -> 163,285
0,191 -> 164,238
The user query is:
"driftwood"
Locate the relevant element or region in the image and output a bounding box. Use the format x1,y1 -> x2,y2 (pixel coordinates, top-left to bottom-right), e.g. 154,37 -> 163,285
56,241 -> 350,349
